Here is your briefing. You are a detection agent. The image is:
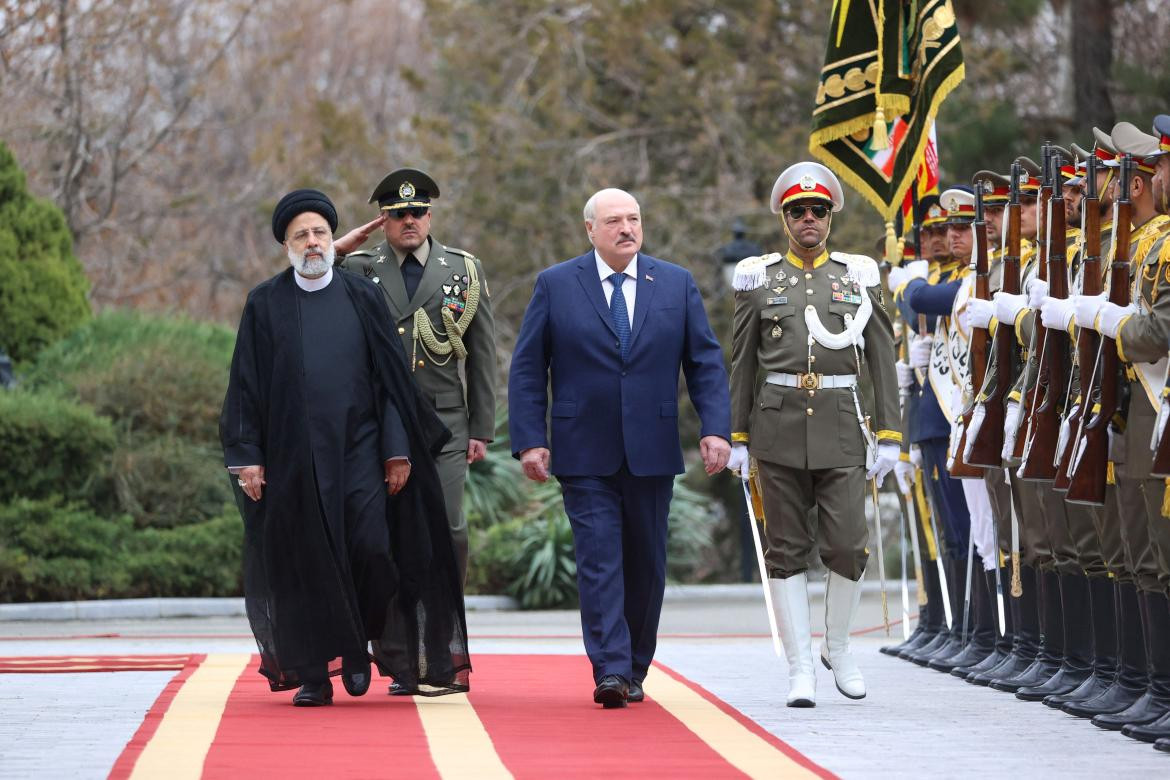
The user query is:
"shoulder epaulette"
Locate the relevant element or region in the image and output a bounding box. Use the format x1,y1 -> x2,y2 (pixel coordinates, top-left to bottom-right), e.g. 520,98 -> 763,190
732,253 -> 782,291
829,251 -> 880,287
345,249 -> 378,258
446,247 -> 476,260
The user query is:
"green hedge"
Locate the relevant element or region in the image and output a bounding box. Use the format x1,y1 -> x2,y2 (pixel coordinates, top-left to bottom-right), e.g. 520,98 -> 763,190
0,391 -> 115,503
0,497 -> 242,602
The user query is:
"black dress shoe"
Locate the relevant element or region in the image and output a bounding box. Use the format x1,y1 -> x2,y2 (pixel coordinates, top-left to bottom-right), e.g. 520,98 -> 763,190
1091,691 -> 1170,731
342,657 -> 371,697
952,647 -> 1003,679
293,680 -> 334,707
1062,679 -> 1145,718
1043,673 -> 1112,709
628,678 -> 644,703
593,674 -> 629,709
1155,737 -> 1170,753
1016,665 -> 1092,702
1121,709 -> 1170,743
389,680 -> 413,696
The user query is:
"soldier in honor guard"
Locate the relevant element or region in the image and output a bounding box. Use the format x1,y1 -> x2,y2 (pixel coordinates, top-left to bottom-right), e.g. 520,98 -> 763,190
885,194 -> 973,669
728,161 -> 900,707
334,169 -> 497,595
1071,121 -> 1170,741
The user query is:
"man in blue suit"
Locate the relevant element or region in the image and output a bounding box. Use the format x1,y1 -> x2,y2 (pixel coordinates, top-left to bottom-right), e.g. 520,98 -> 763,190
508,188 -> 731,709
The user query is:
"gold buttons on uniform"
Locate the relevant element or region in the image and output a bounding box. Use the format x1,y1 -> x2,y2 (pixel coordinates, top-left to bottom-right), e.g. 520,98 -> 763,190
417,360 -> 425,368
804,273 -> 812,280
808,390 -> 815,397
806,408 -> 814,416
398,327 -> 406,334
806,289 -> 814,295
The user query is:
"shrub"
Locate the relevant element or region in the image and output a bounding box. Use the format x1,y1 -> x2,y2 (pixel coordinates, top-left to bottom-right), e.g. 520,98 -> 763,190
87,436 -> 235,529
124,509 -> 243,597
25,309 -> 234,444
0,498 -> 133,602
0,141 -> 90,364
0,390 -> 115,503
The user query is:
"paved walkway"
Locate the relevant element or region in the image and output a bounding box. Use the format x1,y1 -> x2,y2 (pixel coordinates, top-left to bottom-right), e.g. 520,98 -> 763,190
1,591 -> 1165,778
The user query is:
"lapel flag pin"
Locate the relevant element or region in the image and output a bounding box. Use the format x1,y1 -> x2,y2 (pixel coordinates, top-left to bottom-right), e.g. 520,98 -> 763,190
645,274 -> 654,282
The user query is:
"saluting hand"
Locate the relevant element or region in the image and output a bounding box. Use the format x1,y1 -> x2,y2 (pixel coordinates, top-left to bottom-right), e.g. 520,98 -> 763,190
385,458 -> 411,495
333,214 -> 389,255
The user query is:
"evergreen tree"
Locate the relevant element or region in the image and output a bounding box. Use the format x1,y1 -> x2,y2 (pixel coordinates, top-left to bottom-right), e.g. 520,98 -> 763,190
0,142 -> 90,363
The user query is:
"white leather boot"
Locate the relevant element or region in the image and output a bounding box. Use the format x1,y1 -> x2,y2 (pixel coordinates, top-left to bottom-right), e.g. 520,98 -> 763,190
769,574 -> 816,707
820,571 -> 866,699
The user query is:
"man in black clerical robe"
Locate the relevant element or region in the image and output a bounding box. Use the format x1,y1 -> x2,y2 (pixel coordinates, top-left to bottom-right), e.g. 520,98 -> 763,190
221,189 -> 469,706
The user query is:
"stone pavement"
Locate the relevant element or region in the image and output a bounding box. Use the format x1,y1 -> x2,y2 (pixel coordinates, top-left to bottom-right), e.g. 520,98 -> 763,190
1,589 -> 1165,778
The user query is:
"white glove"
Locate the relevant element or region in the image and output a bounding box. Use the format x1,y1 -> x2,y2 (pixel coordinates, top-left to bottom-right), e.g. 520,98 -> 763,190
1074,292 -> 1107,329
905,259 -> 930,280
1039,296 -> 1076,331
994,291 -> 1028,327
866,442 -> 901,485
1002,401 -> 1021,462
1097,302 -> 1137,338
965,297 -> 995,330
1025,276 -> 1049,309
895,360 -> 914,390
894,458 -> 915,495
727,443 -> 749,476
909,445 -> 923,468
887,265 -> 909,292
909,336 -> 933,369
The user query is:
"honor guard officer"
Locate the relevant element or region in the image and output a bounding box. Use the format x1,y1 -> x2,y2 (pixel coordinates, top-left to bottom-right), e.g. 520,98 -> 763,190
336,169 -> 498,588
728,161 -> 900,707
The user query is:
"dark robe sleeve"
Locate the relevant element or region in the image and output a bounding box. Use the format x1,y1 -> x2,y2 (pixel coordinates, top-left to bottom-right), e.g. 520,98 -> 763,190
380,397 -> 409,461
220,293 -> 268,468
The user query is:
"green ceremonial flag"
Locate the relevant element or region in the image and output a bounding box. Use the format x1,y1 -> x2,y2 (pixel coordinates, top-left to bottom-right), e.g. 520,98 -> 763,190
809,0 -> 965,222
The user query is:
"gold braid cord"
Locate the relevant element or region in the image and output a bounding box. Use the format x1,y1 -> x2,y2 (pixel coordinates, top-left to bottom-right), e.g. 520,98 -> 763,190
414,257 -> 481,361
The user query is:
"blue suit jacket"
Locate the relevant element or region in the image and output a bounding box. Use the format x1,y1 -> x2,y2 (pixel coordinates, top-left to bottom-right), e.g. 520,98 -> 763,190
508,251 -> 730,477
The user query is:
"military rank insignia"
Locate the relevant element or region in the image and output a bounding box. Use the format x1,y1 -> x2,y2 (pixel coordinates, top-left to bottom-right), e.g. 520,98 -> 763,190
442,272 -> 471,313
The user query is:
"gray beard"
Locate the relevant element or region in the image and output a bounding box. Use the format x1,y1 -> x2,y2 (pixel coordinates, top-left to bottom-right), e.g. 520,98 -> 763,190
289,244 -> 335,278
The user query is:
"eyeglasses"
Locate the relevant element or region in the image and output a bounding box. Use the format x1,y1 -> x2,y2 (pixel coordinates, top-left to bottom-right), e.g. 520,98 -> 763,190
387,207 -> 430,220
785,204 -> 829,220
288,226 -> 331,244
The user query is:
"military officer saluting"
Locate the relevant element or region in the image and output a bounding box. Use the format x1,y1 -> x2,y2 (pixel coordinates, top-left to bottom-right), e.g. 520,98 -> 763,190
727,162 -> 900,707
335,168 -> 497,589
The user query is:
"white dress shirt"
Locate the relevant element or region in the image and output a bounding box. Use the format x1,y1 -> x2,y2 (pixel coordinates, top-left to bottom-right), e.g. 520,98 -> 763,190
596,253 -> 637,327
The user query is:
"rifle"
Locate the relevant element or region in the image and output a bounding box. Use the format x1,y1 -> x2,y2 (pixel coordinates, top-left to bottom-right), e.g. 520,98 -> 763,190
1020,151 -> 1069,479
1152,384 -> 1170,476
1055,154 -> 1101,490
949,183 -> 990,478
967,163 -> 1024,466
1067,154 -> 1134,505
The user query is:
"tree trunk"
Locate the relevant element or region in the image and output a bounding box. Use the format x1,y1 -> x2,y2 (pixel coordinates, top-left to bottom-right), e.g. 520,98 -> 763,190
1071,0 -> 1114,134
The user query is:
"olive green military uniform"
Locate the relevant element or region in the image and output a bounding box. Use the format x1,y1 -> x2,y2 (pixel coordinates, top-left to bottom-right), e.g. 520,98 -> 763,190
731,250 -> 900,581
1114,215 -> 1170,591
340,238 -> 497,580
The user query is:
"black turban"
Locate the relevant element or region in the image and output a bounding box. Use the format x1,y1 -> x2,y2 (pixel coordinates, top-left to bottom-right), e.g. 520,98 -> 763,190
271,189 -> 338,243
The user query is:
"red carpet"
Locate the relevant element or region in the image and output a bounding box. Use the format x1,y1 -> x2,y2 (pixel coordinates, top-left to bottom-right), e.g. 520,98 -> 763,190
0,652 -> 835,778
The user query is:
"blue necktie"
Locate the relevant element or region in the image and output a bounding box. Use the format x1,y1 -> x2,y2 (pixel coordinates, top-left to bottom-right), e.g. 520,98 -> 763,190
402,253 -> 423,299
608,272 -> 630,362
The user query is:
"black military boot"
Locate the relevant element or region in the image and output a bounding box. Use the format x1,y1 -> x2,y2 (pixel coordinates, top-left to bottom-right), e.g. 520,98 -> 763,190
898,559 -> 948,662
954,568 -> 1009,678
1045,575 -> 1118,708
1018,571 -> 1094,701
1064,580 -> 1147,718
1118,591 -> 1170,741
911,557 -> 966,667
991,565 -> 1062,691
934,556 -> 997,672
883,559 -> 939,657
1093,589 -> 1170,731
972,563 -> 1040,686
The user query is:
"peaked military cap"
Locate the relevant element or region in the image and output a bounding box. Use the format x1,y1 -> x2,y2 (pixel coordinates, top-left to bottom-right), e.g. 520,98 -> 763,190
770,161 -> 844,213
1092,126 -> 1120,163
916,193 -> 946,228
1154,115 -> 1170,153
973,170 -> 1010,204
369,168 -> 440,211
940,185 -> 975,225
1108,122 -> 1164,174
1067,143 -> 1094,186
1014,156 -> 1042,193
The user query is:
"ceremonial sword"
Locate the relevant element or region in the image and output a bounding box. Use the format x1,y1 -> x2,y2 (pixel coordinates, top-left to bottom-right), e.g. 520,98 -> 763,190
921,475 -> 954,628
740,467 -> 784,658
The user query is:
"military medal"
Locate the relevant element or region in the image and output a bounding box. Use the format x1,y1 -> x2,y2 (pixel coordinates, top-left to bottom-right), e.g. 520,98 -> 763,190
766,296 -> 788,305
831,282 -> 840,291
771,324 -> 783,339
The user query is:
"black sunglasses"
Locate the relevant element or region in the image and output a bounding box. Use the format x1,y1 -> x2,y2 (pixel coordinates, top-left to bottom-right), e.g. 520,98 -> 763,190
387,207 -> 429,220
786,204 -> 829,220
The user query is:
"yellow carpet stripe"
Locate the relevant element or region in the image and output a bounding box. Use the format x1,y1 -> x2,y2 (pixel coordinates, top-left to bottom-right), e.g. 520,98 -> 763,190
415,693 -> 512,779
643,667 -> 822,780
128,653 -> 250,780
